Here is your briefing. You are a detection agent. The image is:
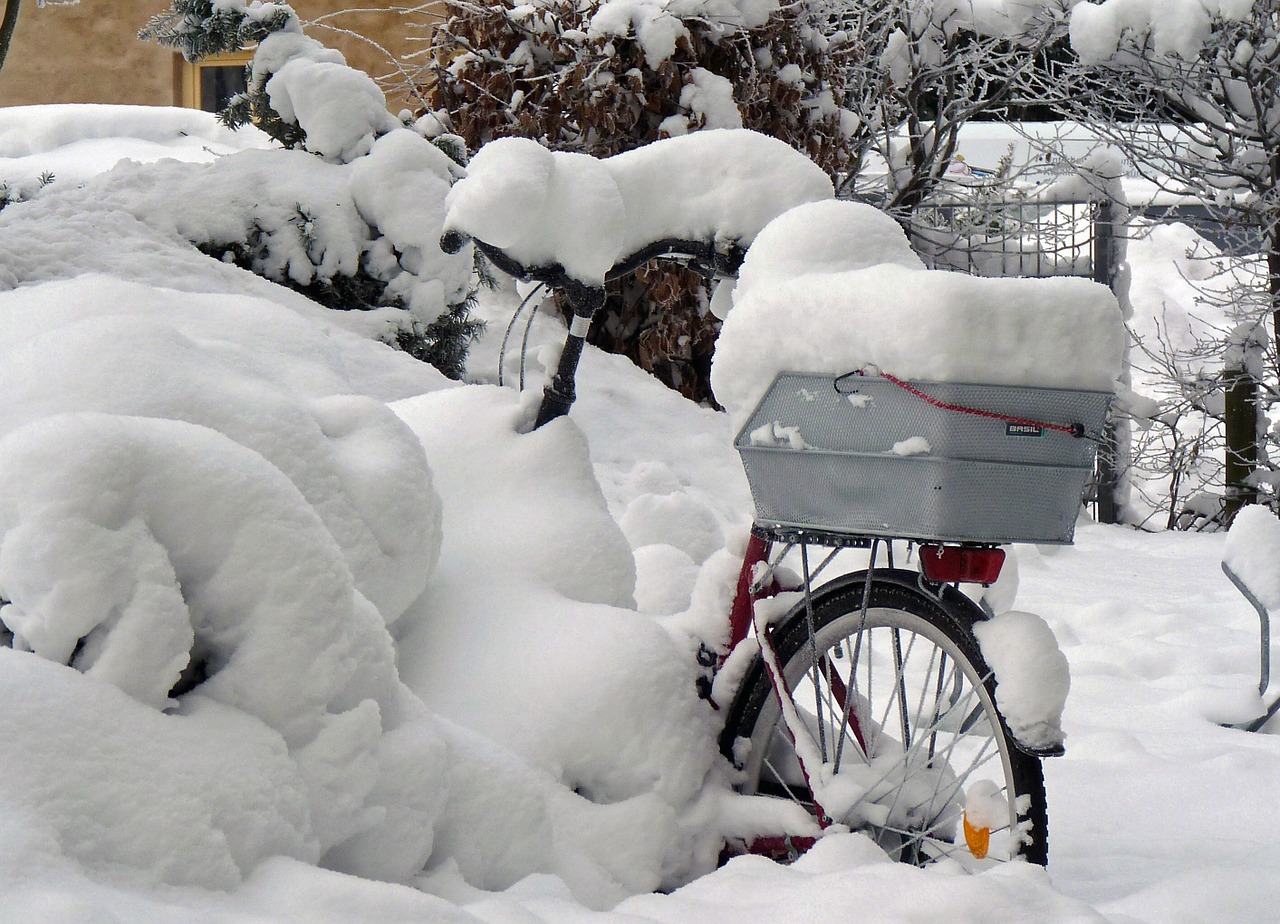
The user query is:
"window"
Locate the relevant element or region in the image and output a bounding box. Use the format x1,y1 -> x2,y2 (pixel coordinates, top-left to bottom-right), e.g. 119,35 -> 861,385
179,50 -> 255,112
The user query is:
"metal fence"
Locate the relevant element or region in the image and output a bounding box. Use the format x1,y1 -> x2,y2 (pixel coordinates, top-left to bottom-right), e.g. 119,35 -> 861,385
905,198 -> 1114,286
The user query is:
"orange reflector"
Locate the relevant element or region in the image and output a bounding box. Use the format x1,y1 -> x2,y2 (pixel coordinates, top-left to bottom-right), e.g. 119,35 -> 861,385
920,545 -> 1005,585
963,814 -> 991,860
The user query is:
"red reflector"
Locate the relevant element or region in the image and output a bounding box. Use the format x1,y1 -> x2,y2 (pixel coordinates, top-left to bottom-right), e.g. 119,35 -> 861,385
919,545 -> 1005,585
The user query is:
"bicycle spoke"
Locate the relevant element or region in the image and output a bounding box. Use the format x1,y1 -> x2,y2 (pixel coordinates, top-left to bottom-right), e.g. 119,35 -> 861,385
928,648 -> 948,762
892,627 -> 911,747
867,625 -> 922,760
761,735 -> 812,806
830,664 -> 1000,832
729,589 -> 1045,868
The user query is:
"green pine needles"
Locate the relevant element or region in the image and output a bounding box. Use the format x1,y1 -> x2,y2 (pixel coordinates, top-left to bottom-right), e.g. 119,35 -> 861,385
142,2 -> 484,380
139,0 -> 297,62
141,0 -> 305,146
197,210 -> 485,382
219,86 -> 306,149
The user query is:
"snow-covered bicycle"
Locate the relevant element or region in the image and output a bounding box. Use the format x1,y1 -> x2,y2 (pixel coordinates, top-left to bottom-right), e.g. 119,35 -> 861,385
440,130 -> 1118,869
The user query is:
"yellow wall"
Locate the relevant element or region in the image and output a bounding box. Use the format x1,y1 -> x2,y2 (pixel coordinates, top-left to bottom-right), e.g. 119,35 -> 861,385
0,1 -> 439,110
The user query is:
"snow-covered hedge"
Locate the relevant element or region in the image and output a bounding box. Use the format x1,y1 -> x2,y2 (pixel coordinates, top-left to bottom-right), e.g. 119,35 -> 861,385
137,0 -> 481,376
0,106 -> 739,902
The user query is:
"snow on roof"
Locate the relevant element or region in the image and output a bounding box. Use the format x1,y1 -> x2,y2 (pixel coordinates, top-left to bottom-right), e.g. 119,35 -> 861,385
443,129 -> 834,283
711,200 -> 1126,430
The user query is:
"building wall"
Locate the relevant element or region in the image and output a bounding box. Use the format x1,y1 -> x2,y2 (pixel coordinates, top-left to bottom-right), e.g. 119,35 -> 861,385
0,1 -> 437,110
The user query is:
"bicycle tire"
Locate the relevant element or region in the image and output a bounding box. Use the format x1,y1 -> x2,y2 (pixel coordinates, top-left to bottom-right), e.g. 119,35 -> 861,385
720,569 -> 1048,866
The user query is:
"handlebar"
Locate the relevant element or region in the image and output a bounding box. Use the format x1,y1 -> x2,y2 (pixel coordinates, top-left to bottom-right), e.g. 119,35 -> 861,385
441,231 -> 746,428
441,230 -> 745,289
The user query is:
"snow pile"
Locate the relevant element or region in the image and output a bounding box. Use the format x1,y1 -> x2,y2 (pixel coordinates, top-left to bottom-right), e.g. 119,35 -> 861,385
0,649 -> 317,890
711,200 -> 1126,429
393,386 -> 729,894
1070,0 -> 1256,64
1223,505 -> 1280,612
444,129 -> 834,282
0,102 -> 746,909
0,271 -> 737,907
0,105 -> 272,186
972,611 -> 1071,751
0,274 -> 451,888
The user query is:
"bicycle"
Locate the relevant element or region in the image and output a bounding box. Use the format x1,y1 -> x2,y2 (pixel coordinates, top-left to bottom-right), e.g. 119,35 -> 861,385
440,221 -> 1109,869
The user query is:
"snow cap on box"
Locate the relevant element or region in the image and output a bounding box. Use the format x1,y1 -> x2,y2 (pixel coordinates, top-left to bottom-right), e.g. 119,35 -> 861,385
712,199 -> 1126,430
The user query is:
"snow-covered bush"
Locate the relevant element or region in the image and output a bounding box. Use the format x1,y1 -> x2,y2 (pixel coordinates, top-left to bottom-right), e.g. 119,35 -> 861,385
0,109 -> 739,901
142,0 -> 482,379
424,0 -> 849,402
425,0 -> 848,170
832,0 -> 1066,212
0,170 -> 53,212
141,0 -> 298,62
0,273 -> 453,887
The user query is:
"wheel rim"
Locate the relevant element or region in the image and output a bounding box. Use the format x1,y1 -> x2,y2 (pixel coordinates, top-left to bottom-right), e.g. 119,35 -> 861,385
740,605 -> 1028,866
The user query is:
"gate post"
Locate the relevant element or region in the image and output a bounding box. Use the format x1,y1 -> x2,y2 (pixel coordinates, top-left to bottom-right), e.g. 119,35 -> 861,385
1092,198 -> 1123,525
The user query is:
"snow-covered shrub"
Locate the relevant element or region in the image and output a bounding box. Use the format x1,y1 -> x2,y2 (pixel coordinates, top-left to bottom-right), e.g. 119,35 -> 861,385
0,170 -> 53,212
0,181 -> 733,902
0,274 -> 451,887
832,1 -> 1065,212
142,0 -> 482,379
425,0 -> 850,402
426,0 -> 848,169
141,0 -> 298,62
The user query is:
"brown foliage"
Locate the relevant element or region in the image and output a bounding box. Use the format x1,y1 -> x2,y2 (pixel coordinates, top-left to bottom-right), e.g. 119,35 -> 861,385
424,0 -> 848,170
424,0 -> 850,403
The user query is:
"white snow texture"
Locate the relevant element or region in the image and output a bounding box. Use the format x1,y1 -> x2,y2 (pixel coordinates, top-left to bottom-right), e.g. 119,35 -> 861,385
711,200 -> 1127,430
2,71 -> 1279,924
444,129 -> 834,282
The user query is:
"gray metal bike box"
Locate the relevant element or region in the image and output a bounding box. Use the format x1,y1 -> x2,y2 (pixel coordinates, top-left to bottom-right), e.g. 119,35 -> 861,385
734,373 -> 1112,545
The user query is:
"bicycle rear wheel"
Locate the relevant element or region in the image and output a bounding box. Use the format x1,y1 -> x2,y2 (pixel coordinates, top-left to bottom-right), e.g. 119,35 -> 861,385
720,571 -> 1047,866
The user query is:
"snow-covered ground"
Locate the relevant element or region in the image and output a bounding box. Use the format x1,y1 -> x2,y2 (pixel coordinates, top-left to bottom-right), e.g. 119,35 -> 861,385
0,106 -> 1277,924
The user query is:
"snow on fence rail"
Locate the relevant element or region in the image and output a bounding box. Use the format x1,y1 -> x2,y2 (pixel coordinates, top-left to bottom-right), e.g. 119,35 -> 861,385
905,198 -> 1112,281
